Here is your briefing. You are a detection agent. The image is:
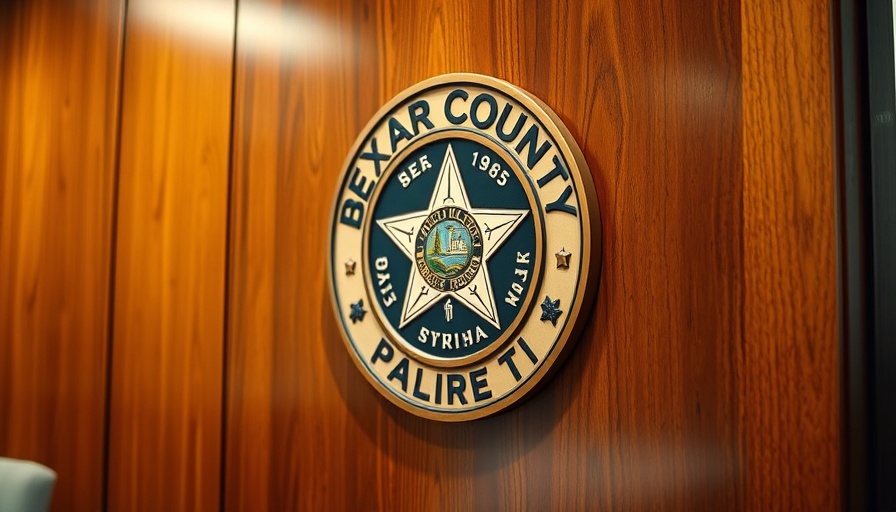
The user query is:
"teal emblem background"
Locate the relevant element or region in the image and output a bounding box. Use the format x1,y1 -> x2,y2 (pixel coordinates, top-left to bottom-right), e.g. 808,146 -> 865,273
368,137 -> 538,360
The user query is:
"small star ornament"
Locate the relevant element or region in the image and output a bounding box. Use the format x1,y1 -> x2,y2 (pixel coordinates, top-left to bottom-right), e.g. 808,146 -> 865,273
540,296 -> 563,326
349,299 -> 366,323
344,259 -> 357,275
555,247 -> 571,269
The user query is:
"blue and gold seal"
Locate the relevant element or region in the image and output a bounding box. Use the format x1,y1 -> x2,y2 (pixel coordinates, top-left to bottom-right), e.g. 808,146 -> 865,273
329,74 -> 601,421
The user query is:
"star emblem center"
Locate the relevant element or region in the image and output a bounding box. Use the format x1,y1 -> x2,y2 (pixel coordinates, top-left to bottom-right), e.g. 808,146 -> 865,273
377,144 -> 529,329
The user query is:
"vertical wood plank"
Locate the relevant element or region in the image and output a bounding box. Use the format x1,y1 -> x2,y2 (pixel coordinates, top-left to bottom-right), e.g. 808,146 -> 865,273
0,0 -> 843,509
0,1 -> 123,510
224,2 -> 414,509
528,1 -> 744,509
741,1 -> 840,509
226,0 -> 747,509
107,1 -> 234,509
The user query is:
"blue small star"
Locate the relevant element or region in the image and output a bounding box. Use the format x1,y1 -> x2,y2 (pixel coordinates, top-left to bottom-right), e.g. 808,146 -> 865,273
540,296 -> 563,326
349,299 -> 366,323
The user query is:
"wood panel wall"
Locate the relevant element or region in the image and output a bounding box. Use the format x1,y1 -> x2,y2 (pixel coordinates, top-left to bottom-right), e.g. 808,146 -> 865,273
224,0 -> 748,510
0,1 -> 123,509
741,2 -> 840,509
106,0 -> 234,509
0,0 -> 841,510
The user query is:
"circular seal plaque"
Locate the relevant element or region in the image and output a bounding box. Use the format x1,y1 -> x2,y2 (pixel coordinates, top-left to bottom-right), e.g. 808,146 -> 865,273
328,73 -> 601,421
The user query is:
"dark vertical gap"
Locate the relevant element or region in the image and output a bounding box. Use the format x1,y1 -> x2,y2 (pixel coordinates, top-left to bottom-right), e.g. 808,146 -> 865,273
102,0 -> 130,510
220,1 -> 241,511
866,0 -> 896,508
833,0 -> 872,510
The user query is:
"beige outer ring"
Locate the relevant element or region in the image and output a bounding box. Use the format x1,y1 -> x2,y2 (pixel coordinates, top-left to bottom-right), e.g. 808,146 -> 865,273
327,73 -> 602,421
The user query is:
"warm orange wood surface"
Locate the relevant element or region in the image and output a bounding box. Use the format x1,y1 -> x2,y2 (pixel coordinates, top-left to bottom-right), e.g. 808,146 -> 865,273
224,0 -> 753,510
0,0 -> 842,510
741,2 -> 840,509
106,1 -> 234,509
0,1 -> 123,510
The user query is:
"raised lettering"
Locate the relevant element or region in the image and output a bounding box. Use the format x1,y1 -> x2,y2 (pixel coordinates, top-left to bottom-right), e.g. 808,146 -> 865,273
388,117 -> 414,152
505,290 -> 519,307
412,368 -> 430,402
445,89 -> 469,124
339,199 -> 363,228
348,167 -> 375,201
360,137 -> 389,177
435,373 -> 443,404
447,374 -> 468,405
470,93 -> 498,129
498,348 -> 522,381
387,357 -> 410,392
496,103 -> 528,142
537,155 -> 570,187
408,100 -> 434,135
518,337 -> 538,364
514,124 -> 551,170
545,185 -> 578,216
371,338 -> 394,365
470,367 -> 492,402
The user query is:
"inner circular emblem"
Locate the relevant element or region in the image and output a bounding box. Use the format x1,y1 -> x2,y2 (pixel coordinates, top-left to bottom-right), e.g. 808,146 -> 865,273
328,73 -> 602,422
416,207 -> 483,290
364,135 -> 539,364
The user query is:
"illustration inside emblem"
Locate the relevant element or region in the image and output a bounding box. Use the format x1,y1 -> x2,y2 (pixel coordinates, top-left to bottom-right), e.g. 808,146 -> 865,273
425,219 -> 473,276
414,206 -> 484,293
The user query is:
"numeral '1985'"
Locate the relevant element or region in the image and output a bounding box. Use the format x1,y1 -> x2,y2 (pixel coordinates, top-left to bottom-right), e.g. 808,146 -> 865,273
472,151 -> 509,186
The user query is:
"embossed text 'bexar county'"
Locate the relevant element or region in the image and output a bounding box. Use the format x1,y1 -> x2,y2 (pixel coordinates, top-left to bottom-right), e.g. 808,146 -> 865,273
338,89 -> 578,229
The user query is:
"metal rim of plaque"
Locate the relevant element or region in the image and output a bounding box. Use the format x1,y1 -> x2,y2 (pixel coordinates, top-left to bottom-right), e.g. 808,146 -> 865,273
328,73 -> 601,421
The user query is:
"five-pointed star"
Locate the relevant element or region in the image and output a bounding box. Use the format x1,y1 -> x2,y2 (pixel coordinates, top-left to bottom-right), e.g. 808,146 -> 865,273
539,296 -> 563,326
555,248 -> 571,269
377,144 -> 528,329
349,299 -> 366,323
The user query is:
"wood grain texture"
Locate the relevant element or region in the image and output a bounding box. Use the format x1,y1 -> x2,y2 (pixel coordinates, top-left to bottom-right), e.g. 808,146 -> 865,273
106,1 -> 234,509
225,0 -> 749,509
225,2 -> 398,509
741,1 -> 840,509
0,1 -> 123,510
0,0 -> 841,509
